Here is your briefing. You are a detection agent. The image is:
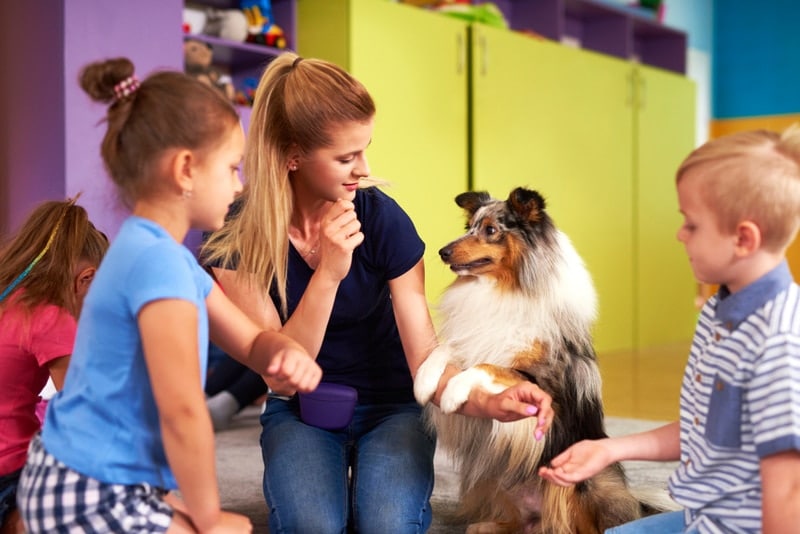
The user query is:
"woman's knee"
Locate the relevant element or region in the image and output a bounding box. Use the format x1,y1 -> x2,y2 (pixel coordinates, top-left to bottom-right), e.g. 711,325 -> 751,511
268,505 -> 347,534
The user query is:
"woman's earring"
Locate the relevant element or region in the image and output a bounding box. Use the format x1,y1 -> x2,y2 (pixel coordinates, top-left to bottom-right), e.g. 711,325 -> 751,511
289,164 -> 298,172
182,189 -> 193,199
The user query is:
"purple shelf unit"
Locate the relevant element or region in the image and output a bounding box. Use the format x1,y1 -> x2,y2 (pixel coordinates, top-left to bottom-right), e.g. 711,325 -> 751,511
483,0 -> 686,74
185,0 -> 297,87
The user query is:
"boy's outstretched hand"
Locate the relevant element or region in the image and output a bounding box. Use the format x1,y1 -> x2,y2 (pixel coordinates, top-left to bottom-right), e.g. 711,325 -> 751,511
538,438 -> 613,486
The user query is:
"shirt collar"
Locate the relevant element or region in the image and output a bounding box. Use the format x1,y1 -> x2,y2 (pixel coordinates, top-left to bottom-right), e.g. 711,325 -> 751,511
714,260 -> 793,329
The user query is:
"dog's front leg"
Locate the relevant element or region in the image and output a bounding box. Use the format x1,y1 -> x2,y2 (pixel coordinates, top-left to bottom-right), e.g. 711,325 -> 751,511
439,366 -> 506,414
413,344 -> 452,406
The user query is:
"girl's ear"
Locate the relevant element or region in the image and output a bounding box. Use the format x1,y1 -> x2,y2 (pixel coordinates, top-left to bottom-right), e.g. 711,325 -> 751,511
74,266 -> 97,298
734,220 -> 761,256
170,149 -> 195,195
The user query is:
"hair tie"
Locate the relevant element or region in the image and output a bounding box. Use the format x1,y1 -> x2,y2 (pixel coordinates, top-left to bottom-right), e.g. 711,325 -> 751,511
113,75 -> 140,101
292,56 -> 303,69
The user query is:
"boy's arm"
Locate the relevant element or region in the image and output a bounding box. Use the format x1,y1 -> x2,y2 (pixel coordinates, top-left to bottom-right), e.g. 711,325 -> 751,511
540,421 -> 681,486
761,449 -> 800,533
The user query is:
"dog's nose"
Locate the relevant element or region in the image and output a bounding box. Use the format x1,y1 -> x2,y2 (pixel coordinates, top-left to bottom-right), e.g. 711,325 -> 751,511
439,246 -> 452,261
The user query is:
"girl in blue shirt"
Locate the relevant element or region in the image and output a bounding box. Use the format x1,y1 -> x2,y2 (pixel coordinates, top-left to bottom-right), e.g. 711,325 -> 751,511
202,53 -> 554,533
18,57 -> 321,534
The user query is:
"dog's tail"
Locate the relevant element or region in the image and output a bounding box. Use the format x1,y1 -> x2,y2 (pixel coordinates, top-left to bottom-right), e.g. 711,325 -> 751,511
540,463 -> 644,534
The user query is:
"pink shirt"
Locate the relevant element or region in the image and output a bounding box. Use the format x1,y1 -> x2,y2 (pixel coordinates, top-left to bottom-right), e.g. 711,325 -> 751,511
0,296 -> 76,474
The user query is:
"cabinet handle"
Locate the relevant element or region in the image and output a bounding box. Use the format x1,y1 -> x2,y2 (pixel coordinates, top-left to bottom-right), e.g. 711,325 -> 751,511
626,70 -> 635,107
457,32 -> 465,74
479,34 -> 489,76
638,75 -> 647,109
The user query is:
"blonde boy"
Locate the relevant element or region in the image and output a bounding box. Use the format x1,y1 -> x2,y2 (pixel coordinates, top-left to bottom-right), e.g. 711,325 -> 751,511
540,127 -> 800,533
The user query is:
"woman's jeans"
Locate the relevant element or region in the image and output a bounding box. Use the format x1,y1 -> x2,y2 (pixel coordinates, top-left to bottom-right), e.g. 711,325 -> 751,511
260,397 -> 436,534
606,511 -> 693,534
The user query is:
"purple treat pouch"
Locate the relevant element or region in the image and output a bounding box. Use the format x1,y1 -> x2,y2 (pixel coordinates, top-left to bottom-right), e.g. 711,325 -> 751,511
298,382 -> 358,430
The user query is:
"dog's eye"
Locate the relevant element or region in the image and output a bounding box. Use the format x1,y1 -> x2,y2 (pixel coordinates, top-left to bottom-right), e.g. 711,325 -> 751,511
485,225 -> 497,236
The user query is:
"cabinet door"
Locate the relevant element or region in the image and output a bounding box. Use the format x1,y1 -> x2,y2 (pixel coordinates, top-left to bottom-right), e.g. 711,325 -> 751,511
635,66 -> 697,348
471,24 -> 635,354
299,0 -> 469,306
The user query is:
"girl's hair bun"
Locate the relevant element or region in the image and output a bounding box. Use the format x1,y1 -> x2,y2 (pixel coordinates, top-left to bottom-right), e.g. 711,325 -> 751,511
79,57 -> 136,104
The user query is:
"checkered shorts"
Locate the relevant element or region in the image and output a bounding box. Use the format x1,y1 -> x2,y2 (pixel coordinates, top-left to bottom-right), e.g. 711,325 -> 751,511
18,435 -> 173,533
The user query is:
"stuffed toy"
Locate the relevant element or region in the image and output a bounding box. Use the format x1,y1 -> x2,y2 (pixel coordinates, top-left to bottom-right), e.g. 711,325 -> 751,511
240,0 -> 287,48
204,8 -> 249,42
183,38 -> 235,102
183,5 -> 248,42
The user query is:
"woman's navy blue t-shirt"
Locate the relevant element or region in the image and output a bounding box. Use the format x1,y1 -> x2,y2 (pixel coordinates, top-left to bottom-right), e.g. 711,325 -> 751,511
273,188 -> 425,404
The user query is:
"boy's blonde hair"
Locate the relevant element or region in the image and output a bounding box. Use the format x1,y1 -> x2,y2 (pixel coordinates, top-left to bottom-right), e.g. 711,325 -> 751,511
201,53 -> 375,317
677,125 -> 800,252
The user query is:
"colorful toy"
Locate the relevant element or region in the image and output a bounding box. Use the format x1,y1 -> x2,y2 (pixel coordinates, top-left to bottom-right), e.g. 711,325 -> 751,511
240,0 -> 287,48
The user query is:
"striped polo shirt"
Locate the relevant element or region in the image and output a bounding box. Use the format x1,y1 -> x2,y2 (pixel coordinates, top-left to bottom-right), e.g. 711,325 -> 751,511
668,260 -> 800,533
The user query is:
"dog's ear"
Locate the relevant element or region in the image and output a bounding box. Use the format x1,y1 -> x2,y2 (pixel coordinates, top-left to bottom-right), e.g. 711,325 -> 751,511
507,187 -> 547,224
455,191 -> 491,216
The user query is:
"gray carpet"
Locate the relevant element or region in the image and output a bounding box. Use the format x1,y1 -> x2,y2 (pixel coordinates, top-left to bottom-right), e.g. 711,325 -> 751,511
215,406 -> 678,533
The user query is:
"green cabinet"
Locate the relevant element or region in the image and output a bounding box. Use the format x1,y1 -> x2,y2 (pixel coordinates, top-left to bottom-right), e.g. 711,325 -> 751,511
298,1 -> 696,354
298,0 -> 469,306
470,25 -> 635,353
634,66 -> 697,348
469,25 -> 695,354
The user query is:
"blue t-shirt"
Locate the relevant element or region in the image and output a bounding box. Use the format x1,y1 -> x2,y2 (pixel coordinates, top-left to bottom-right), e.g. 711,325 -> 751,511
273,188 -> 424,404
42,216 -> 213,489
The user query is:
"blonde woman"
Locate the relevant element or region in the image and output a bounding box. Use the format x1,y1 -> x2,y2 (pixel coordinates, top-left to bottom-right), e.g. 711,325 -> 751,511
202,53 -> 553,533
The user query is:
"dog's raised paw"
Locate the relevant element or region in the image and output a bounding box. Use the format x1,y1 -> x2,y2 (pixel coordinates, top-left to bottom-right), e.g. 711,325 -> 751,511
413,345 -> 451,405
440,368 -> 484,414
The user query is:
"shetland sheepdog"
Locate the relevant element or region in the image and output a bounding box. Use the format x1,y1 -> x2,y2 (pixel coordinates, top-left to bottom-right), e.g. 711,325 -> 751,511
414,187 -> 648,534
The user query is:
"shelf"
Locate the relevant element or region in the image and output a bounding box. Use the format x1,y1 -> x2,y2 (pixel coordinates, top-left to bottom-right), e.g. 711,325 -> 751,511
187,33 -> 281,71
184,0 -> 297,104
630,16 -> 686,74
487,0 -> 687,74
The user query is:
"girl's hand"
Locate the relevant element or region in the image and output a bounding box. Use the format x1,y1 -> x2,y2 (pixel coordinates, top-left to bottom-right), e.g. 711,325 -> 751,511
265,344 -> 322,393
165,493 -> 252,533
317,199 -> 364,282
205,510 -> 253,533
538,438 -> 613,486
263,374 -> 298,397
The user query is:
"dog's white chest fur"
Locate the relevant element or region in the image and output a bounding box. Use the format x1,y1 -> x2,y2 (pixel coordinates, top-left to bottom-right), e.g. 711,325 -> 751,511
437,280 -> 547,366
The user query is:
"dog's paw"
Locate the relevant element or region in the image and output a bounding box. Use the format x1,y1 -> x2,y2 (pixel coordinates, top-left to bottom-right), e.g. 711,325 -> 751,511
414,345 -> 451,405
440,367 -> 485,414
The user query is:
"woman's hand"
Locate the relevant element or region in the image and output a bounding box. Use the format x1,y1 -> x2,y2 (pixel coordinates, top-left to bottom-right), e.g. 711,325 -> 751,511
317,199 -> 364,282
467,382 -> 554,439
538,438 -> 614,486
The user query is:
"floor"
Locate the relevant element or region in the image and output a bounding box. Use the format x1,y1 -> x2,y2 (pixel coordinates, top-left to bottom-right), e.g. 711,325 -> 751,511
597,341 -> 691,421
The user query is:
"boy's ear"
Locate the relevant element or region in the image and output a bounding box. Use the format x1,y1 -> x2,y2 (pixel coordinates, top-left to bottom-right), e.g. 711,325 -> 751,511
171,149 -> 195,194
734,220 -> 761,256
